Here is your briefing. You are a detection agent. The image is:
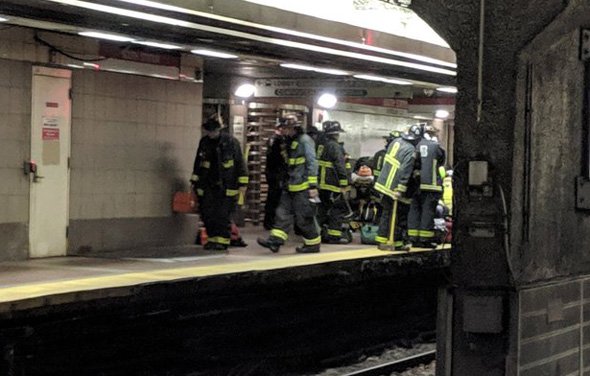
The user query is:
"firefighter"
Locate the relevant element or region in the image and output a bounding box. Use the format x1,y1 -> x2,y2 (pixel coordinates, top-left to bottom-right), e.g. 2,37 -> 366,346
442,169 -> 453,216
374,125 -> 422,251
407,126 -> 446,248
257,115 -> 321,253
263,126 -> 287,230
190,118 -> 249,250
371,130 -> 401,179
316,121 -> 351,244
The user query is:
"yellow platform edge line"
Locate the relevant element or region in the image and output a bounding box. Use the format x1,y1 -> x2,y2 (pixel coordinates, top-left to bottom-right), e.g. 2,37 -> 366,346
0,245 -> 450,304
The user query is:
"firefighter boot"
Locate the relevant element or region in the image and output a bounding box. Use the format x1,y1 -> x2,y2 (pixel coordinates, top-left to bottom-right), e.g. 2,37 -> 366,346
257,237 -> 283,253
295,244 -> 320,253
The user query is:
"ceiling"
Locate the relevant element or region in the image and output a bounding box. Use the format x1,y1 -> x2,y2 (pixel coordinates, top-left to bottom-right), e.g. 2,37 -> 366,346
0,0 -> 457,99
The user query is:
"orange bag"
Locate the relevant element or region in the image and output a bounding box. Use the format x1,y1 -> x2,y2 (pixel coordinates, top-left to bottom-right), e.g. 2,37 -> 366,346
172,191 -> 197,213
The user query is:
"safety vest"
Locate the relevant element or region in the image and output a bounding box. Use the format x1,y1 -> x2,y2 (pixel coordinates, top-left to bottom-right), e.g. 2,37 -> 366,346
316,137 -> 349,193
416,139 -> 446,192
191,133 -> 249,197
371,149 -> 386,178
442,176 -> 453,214
286,133 -> 318,192
374,138 -> 416,199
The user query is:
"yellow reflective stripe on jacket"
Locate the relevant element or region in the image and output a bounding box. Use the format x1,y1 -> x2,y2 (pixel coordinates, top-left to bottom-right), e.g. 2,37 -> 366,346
226,189 -> 239,196
420,184 -> 443,191
397,184 -> 407,192
222,159 -> 234,168
375,235 -> 388,244
239,176 -> 249,184
196,189 -> 204,196
308,176 -> 318,185
209,236 -> 230,245
319,166 -> 339,192
318,160 -> 334,168
408,229 -> 419,237
345,162 -> 352,169
291,141 -> 298,149
339,179 -> 348,186
289,157 -> 306,165
288,182 -> 310,192
190,174 -> 199,182
303,236 -> 321,245
271,228 -> 288,240
201,161 -> 210,168
374,170 -> 381,177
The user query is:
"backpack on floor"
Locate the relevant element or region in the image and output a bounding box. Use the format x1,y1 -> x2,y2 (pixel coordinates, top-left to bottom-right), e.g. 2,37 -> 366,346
360,224 -> 379,245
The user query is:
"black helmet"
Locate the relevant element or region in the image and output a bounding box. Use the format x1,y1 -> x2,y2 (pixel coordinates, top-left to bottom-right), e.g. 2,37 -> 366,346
403,124 -> 423,141
203,118 -> 221,131
322,121 -> 345,135
277,114 -> 300,128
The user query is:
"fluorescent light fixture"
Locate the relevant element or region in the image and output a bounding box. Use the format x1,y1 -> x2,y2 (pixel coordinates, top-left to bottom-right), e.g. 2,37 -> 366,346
281,63 -> 348,76
191,49 -> 238,59
52,0 -> 455,76
235,84 -> 256,98
66,64 -> 85,69
83,62 -> 100,69
133,41 -> 183,49
78,31 -> 134,42
317,93 -> 337,109
437,86 -> 458,94
413,115 -> 432,120
435,110 -> 450,119
354,74 -> 412,85
0,17 -> 8,22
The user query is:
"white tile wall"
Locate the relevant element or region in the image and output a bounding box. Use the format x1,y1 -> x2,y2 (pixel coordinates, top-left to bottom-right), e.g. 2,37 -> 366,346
0,59 -> 30,224
69,70 -> 202,220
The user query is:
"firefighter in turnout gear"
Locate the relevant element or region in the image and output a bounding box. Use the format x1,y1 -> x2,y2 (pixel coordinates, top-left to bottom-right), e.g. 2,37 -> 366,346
257,116 -> 321,253
190,119 -> 249,250
316,121 -> 351,244
374,125 -> 421,251
263,128 -> 287,230
371,130 -> 402,179
408,125 -> 446,248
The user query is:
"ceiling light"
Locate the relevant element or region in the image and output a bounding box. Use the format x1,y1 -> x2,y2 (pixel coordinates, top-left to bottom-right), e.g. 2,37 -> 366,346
353,74 -> 412,85
437,87 -> 458,94
191,49 -> 238,59
78,31 -> 134,42
82,62 -> 100,69
435,110 -> 450,119
281,63 -> 348,76
413,115 -> 432,120
0,17 -> 8,22
235,84 -> 256,98
317,93 -> 337,109
133,41 -> 183,49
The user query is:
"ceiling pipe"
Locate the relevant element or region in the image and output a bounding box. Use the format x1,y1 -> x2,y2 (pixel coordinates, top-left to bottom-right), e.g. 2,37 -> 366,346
477,0 -> 485,123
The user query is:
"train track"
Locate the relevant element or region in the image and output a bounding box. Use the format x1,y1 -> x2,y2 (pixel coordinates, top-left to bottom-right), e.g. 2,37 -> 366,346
340,350 -> 436,376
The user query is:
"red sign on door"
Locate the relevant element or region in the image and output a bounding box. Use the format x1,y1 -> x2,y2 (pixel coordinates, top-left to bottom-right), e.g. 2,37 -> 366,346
42,128 -> 60,141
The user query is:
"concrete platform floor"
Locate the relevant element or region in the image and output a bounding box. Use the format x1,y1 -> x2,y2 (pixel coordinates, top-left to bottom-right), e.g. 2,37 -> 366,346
0,225 -> 450,308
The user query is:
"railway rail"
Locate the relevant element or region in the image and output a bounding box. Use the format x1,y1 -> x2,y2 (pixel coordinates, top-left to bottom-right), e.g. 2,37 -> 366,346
340,350 -> 436,376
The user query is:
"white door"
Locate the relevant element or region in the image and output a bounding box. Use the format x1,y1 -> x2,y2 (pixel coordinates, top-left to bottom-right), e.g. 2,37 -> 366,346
29,66 -> 72,258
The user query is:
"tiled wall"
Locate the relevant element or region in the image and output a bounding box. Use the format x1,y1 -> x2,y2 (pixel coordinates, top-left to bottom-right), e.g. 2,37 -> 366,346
68,69 -> 202,252
0,59 -> 31,260
518,279 -> 589,375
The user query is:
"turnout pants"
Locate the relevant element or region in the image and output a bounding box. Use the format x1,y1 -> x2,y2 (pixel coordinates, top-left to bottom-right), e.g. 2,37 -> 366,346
270,190 -> 321,246
376,196 -> 409,248
318,190 -> 349,239
200,189 -> 234,246
263,184 -> 282,230
408,191 -> 441,243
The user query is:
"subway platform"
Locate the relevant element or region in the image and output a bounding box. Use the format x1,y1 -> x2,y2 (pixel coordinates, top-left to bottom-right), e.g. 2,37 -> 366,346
0,226 -> 450,313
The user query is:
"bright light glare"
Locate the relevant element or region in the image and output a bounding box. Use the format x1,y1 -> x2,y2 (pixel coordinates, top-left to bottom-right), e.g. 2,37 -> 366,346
235,84 -> 256,98
437,87 -> 458,93
0,17 -> 8,22
78,31 -> 134,42
317,93 -> 337,109
435,110 -> 450,119
281,63 -> 348,76
191,49 -> 238,59
354,74 -> 412,86
133,41 -> 183,49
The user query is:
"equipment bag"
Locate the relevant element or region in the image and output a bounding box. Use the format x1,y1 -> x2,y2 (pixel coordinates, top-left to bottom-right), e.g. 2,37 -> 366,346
360,224 -> 379,245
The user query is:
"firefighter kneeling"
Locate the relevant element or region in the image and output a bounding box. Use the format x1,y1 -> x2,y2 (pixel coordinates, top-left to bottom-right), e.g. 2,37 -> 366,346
374,125 -> 421,251
257,116 -> 322,253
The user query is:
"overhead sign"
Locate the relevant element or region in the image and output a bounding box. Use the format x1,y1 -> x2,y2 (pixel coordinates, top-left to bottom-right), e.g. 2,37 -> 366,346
254,79 -> 413,98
